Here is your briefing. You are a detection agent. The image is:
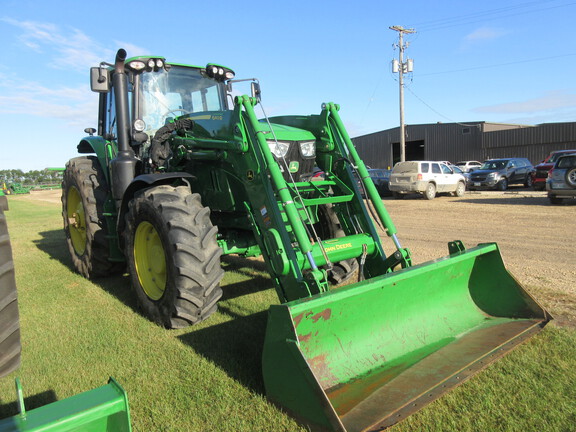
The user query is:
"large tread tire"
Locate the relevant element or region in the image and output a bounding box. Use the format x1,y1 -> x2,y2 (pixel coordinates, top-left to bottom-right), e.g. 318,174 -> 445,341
0,208 -> 20,378
314,204 -> 359,285
124,186 -> 224,329
62,157 -> 124,278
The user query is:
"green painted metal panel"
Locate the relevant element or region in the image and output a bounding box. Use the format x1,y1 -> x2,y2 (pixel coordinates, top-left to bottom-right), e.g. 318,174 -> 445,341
0,378 -> 131,432
262,243 -> 550,432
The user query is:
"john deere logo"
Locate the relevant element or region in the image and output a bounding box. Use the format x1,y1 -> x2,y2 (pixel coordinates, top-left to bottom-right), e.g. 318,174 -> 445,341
289,161 -> 299,173
247,170 -> 254,181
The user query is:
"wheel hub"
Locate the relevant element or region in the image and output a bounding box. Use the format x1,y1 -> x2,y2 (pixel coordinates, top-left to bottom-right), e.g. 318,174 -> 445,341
134,221 -> 167,301
66,186 -> 87,255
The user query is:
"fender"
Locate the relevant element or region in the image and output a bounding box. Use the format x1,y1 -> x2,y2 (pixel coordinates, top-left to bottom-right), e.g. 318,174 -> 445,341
116,172 -> 196,243
77,136 -> 116,184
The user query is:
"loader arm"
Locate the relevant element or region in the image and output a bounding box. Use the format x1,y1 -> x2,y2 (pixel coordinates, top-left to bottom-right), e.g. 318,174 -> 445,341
229,96 -> 412,303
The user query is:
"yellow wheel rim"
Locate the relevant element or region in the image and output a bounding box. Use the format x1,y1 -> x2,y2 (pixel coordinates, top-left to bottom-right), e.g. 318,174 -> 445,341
134,221 -> 167,301
66,186 -> 87,255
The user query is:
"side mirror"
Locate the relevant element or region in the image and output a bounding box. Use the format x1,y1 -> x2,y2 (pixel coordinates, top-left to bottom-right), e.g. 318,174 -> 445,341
251,82 -> 261,101
90,67 -> 111,93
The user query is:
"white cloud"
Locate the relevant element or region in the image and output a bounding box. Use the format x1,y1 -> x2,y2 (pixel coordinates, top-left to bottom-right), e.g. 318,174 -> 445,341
473,90 -> 576,114
2,18 -> 149,72
0,76 -> 97,127
0,18 -> 151,127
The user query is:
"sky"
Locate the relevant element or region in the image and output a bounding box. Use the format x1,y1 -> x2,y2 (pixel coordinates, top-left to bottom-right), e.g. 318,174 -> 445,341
1,0 -> 576,171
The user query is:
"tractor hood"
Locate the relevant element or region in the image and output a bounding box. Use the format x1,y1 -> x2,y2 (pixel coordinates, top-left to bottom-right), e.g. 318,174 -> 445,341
258,120 -> 317,142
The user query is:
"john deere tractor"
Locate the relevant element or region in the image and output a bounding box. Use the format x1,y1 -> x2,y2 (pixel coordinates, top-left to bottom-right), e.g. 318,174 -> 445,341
62,49 -> 550,431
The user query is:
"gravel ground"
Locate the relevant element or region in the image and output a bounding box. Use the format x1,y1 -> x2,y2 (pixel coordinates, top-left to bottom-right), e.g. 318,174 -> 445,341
23,187 -> 576,326
379,188 -> 575,327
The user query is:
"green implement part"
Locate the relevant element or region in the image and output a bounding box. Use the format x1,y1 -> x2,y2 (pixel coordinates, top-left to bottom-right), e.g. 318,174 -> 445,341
0,378 -> 131,432
263,242 -> 550,432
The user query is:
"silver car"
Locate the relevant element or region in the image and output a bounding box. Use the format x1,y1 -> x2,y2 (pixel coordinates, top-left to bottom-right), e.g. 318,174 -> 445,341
547,154 -> 576,204
389,161 -> 466,200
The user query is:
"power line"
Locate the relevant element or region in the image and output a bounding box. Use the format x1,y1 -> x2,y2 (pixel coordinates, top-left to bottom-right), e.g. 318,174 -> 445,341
404,86 -> 479,127
417,53 -> 576,77
410,1 -> 576,32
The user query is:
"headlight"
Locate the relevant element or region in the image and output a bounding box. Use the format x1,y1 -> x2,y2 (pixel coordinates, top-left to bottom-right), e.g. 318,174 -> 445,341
127,60 -> 146,71
133,119 -> 146,132
299,140 -> 316,157
267,140 -> 290,158
487,172 -> 498,178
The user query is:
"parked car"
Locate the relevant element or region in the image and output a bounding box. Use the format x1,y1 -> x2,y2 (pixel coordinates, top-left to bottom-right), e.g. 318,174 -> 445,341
547,154 -> 576,204
532,149 -> 576,191
450,165 -> 470,182
389,161 -> 466,200
368,168 -> 391,196
467,158 -> 535,191
455,160 -> 482,172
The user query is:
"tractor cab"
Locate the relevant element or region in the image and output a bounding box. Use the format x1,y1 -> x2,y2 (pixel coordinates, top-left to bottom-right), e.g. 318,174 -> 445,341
90,56 -> 235,157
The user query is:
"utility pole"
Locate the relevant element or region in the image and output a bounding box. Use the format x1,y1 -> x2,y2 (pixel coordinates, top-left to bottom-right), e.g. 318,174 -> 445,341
390,25 -> 415,163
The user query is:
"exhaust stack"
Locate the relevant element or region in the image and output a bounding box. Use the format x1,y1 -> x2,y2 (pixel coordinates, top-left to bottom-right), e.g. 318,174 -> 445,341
110,48 -> 137,207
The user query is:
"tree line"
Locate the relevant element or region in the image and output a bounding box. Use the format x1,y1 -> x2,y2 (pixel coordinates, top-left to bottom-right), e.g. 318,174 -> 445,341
0,168 -> 64,186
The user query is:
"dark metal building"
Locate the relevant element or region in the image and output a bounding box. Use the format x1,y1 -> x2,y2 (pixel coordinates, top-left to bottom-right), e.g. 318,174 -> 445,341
352,121 -> 576,168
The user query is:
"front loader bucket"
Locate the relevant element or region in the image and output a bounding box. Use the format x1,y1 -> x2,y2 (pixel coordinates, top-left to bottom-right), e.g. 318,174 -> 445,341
262,243 -> 550,432
0,378 -> 131,431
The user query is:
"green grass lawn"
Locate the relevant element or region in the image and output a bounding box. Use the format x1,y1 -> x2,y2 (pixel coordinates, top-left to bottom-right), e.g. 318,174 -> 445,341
0,196 -> 574,431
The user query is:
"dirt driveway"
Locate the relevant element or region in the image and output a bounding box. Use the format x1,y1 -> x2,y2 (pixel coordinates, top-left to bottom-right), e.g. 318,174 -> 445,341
23,188 -> 576,325
380,188 -> 575,326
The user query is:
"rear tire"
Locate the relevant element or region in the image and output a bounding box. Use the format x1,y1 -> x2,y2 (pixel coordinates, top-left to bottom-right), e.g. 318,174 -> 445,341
62,157 -> 124,278
424,183 -> 436,200
124,186 -> 224,329
0,208 -> 20,378
314,204 -> 359,285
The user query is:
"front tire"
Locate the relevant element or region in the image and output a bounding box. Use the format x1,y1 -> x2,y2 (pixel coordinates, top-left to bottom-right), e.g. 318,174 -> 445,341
454,181 -> 466,197
125,186 -> 224,329
496,178 -> 508,191
62,157 -> 124,278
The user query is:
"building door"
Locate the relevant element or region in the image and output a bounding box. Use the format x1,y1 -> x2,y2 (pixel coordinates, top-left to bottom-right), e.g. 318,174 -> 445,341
392,140 -> 425,165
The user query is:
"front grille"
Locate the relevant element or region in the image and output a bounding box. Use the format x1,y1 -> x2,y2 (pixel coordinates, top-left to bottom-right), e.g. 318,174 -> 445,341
274,142 -> 315,182
535,169 -> 549,179
470,174 -> 487,181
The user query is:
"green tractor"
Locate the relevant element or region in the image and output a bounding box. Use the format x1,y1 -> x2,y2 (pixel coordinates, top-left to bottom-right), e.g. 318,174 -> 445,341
62,49 -> 550,431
